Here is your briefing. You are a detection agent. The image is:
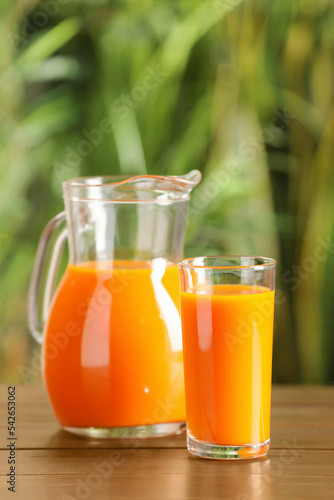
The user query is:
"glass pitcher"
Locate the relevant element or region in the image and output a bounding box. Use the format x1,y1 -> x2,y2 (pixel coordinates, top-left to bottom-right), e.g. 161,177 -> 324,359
28,171 -> 201,439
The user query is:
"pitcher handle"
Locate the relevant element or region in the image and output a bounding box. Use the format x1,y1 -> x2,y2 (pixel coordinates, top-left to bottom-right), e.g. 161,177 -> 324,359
28,212 -> 67,344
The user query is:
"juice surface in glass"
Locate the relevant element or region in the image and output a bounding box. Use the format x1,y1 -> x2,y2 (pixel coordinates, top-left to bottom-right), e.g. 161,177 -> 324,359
43,261 -> 186,429
180,284 -> 275,446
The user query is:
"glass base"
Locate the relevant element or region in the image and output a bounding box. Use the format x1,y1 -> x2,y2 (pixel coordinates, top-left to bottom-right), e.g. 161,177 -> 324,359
64,421 -> 186,439
187,433 -> 270,460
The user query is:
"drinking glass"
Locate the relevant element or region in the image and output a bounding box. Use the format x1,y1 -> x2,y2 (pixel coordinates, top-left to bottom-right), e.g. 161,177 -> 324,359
178,256 -> 276,459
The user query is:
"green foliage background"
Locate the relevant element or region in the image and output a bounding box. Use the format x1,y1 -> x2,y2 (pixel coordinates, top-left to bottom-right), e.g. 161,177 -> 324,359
1,0 -> 334,383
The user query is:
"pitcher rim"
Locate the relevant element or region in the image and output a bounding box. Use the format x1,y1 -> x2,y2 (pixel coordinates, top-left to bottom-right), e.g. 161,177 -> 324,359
62,172 -> 201,203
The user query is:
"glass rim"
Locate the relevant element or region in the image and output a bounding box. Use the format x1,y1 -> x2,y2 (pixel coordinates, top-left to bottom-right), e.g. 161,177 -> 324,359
178,255 -> 277,270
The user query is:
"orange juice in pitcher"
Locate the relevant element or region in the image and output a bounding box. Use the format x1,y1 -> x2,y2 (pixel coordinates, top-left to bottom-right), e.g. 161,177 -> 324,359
28,173 -> 201,438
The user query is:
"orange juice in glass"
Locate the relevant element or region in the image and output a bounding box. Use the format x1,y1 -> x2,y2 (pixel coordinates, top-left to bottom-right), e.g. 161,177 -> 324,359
178,256 -> 276,459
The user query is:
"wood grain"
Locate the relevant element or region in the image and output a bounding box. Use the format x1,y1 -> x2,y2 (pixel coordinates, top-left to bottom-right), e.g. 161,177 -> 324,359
0,384 -> 334,499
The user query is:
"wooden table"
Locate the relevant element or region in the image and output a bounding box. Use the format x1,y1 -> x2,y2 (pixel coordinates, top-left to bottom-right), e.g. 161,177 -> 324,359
1,385 -> 334,499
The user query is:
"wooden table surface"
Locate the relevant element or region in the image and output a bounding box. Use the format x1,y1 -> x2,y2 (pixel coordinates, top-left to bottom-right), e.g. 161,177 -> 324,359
0,385 -> 334,500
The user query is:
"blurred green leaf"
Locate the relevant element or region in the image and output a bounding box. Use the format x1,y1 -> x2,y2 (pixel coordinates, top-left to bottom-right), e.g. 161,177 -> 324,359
18,17 -> 82,68
1,0 -> 334,384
